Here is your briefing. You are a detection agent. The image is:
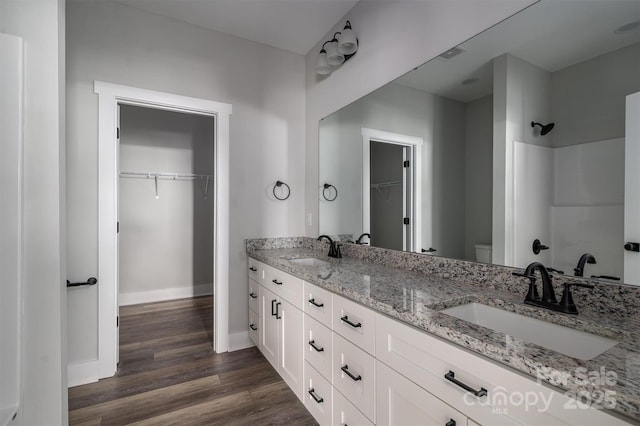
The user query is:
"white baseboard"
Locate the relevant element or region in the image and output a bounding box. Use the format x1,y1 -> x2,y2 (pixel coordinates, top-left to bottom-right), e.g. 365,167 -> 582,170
228,331 -> 253,351
119,283 -> 213,306
68,359 -> 100,387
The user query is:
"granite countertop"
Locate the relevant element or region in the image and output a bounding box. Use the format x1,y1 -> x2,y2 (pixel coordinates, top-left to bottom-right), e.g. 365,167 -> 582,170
247,246 -> 640,423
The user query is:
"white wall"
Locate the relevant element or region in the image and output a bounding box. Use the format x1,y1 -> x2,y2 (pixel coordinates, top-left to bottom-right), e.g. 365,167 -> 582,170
66,1 -> 305,364
0,32 -> 22,425
493,54 -> 551,266
306,0 -> 538,238
118,105 -> 214,304
0,0 -> 67,424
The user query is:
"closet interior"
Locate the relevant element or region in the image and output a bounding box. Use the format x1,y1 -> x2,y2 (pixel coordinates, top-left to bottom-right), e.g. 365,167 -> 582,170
118,104 -> 215,343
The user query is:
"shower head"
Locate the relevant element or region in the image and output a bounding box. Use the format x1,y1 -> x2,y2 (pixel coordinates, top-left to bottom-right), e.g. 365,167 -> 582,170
531,121 -> 555,136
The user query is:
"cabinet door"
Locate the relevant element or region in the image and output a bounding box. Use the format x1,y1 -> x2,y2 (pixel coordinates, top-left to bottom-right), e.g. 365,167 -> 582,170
304,362 -> 333,426
248,278 -> 259,314
259,285 -> 278,369
279,298 -> 304,401
248,308 -> 259,346
377,361 -> 467,426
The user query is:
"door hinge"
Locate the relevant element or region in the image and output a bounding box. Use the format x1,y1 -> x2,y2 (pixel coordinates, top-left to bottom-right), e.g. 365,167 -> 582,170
403,217 -> 410,225
117,316 -> 119,327
117,221 -> 120,234
403,160 -> 410,168
117,127 -> 120,139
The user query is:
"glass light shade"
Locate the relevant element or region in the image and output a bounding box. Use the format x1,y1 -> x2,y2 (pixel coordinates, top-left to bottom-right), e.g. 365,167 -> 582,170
338,29 -> 357,55
316,50 -> 332,75
325,40 -> 344,66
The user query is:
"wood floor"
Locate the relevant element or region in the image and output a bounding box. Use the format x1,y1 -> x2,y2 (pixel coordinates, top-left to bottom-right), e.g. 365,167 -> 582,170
68,296 -> 316,425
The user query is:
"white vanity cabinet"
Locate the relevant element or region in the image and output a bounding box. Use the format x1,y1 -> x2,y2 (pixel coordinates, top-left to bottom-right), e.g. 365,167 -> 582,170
248,257 -> 631,426
254,264 -> 304,402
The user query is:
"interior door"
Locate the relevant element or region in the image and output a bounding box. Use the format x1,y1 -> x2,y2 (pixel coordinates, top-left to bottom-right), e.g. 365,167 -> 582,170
370,141 -> 408,251
116,103 -> 120,363
624,91 -> 640,285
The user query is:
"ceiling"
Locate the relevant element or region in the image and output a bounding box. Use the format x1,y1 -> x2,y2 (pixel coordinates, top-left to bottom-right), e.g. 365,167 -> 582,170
112,0 -> 360,55
395,0 -> 640,103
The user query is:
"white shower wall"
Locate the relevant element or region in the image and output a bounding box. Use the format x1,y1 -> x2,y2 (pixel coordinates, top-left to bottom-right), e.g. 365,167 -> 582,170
514,138 -> 624,277
118,105 -> 214,305
551,138 -> 624,278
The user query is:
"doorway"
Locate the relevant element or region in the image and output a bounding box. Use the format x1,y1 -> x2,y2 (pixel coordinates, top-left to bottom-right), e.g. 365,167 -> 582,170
117,104 -> 215,362
361,128 -> 425,252
95,82 -> 232,380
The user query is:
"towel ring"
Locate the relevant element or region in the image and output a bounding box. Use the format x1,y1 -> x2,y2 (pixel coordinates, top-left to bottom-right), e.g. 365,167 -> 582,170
322,183 -> 338,201
273,180 -> 291,201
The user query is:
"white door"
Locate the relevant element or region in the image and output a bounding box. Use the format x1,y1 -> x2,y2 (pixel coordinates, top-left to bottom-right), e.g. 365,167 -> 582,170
116,103 -> 120,364
259,285 -> 278,368
624,91 -> 640,285
278,299 -> 303,401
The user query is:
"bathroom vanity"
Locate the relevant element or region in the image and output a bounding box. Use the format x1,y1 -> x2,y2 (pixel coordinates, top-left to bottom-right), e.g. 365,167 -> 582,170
247,237 -> 640,425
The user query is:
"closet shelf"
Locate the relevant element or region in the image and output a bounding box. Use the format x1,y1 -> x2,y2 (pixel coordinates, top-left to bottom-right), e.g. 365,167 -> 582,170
370,181 -> 402,189
119,171 -> 213,180
119,171 -> 213,199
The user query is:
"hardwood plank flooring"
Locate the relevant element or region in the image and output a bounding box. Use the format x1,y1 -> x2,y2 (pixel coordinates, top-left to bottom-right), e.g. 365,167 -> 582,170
69,296 -> 316,425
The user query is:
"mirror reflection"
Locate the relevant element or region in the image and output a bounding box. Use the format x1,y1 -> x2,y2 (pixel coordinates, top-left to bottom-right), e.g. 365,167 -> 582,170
319,0 -> 640,283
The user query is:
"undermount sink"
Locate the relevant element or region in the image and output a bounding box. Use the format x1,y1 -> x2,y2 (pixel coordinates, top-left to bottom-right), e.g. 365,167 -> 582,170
290,257 -> 330,267
440,303 -> 618,360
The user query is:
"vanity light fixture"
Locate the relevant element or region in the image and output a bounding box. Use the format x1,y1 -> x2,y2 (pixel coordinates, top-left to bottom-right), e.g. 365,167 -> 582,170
315,20 -> 358,75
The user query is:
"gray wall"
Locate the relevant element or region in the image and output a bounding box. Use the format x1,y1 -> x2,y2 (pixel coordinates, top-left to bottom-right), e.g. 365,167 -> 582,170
66,1 -> 305,363
551,42 -> 640,146
464,95 -> 493,261
118,105 -> 214,300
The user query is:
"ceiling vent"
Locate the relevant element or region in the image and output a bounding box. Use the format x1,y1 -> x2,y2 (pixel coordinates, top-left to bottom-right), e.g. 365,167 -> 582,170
439,47 -> 464,60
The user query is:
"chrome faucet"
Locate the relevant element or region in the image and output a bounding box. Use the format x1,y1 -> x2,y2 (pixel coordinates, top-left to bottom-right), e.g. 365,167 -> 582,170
574,253 -> 596,277
513,261 -> 593,315
318,235 -> 342,258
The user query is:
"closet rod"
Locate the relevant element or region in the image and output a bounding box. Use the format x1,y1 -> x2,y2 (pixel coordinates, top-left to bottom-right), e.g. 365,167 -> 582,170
370,181 -> 402,189
119,171 -> 213,180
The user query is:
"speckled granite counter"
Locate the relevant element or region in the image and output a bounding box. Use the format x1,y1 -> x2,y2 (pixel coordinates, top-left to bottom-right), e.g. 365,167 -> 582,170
247,238 -> 640,423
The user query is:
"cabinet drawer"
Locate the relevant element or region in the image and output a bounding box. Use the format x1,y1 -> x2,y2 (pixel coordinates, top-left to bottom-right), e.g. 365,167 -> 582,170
375,313 -> 626,426
304,281 -> 332,325
304,362 -> 333,426
377,360 -> 467,426
264,264 -> 304,308
332,294 -> 375,355
248,308 -> 259,346
332,333 -> 376,423
304,314 -> 333,381
248,278 -> 259,314
248,258 -> 262,281
333,386 -> 373,426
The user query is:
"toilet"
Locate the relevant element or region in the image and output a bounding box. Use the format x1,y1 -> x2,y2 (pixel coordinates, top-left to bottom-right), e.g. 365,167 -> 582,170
474,244 -> 492,263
